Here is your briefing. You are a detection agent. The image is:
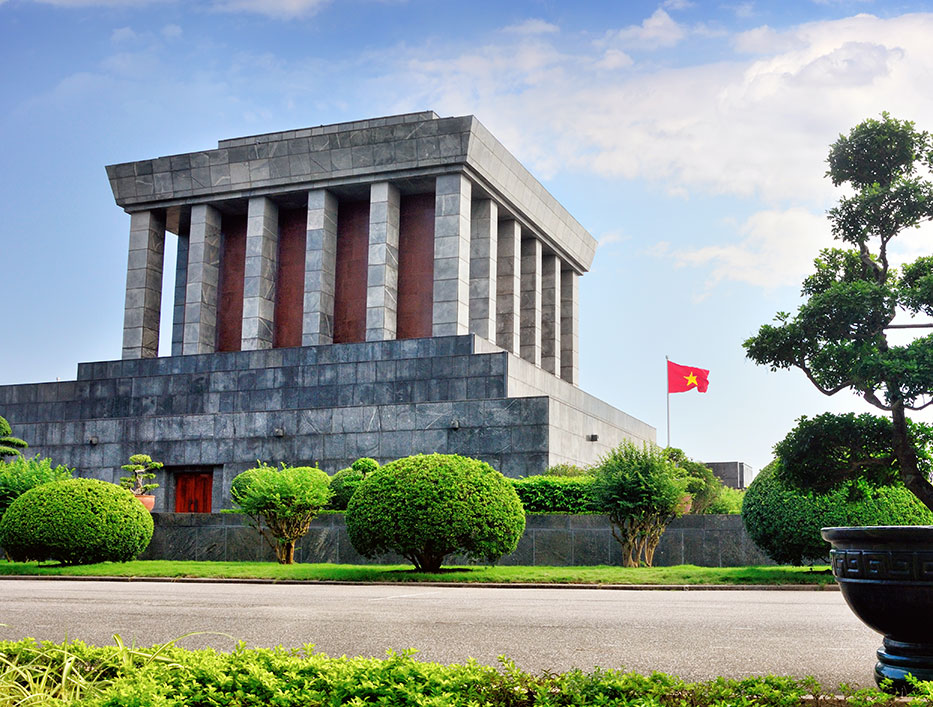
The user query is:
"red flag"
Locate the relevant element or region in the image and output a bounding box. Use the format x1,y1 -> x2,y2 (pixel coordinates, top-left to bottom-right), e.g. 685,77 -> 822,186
667,360 -> 709,393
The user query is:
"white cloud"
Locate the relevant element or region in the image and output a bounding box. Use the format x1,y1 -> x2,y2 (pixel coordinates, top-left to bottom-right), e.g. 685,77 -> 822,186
594,49 -> 634,71
733,25 -> 806,54
28,0 -> 164,5
110,26 -> 137,43
503,19 -> 559,35
663,0 -> 694,10
662,208 -> 834,289
598,231 -> 631,247
161,24 -> 182,39
209,0 -> 330,17
610,9 -> 685,50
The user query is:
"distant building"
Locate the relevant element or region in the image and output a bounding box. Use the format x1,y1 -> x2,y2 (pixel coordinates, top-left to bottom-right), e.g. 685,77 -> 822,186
705,461 -> 758,489
0,111 -> 654,513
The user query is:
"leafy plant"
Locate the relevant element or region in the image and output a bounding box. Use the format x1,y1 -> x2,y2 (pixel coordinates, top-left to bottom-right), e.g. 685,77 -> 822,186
328,457 -> 380,510
0,455 -> 73,520
226,463 -> 332,564
0,478 -> 153,564
744,114 -> 933,512
0,415 -> 27,460
589,442 -> 689,567
510,475 -> 596,513
119,453 -> 162,495
741,461 -> 933,565
544,463 -> 590,477
345,453 -> 525,572
664,447 -> 725,514
707,486 -> 745,514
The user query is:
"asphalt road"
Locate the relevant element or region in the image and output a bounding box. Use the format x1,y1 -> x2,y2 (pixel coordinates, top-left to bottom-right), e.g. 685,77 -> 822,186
0,579 -> 882,688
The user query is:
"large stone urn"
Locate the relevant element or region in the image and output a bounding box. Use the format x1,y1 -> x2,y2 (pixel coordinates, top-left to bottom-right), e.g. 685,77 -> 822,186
822,526 -> 933,692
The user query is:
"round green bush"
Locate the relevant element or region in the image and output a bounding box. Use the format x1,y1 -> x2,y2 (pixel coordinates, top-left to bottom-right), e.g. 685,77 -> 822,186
328,467 -> 364,510
345,453 -> 525,572
0,456 -> 73,520
0,478 -> 154,565
741,461 -> 933,565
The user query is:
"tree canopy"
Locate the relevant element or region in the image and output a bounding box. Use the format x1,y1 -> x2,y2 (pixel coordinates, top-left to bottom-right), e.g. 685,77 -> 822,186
744,114 -> 933,511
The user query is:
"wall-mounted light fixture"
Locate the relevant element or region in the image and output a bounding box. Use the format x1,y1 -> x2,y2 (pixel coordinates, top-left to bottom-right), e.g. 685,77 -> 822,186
449,419 -> 460,430
88,436 -> 99,446
272,427 -> 285,438
585,434 -> 599,442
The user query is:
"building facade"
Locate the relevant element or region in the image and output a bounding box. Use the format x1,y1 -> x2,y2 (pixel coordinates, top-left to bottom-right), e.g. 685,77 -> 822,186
0,111 -> 655,512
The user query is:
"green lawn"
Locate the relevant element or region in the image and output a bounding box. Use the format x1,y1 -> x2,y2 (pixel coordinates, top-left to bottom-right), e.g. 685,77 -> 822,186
0,560 -> 835,585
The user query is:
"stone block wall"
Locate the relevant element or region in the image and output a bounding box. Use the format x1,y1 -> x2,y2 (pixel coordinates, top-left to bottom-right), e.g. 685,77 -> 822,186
140,513 -> 773,568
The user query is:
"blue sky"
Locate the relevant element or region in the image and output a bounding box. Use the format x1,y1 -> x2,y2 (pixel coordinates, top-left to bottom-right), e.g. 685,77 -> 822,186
3,0 -> 933,470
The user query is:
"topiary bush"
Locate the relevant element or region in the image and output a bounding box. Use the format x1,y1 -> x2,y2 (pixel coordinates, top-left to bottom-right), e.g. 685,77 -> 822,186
741,460 -> 933,565
328,458 -> 380,510
0,478 -> 153,565
0,456 -> 73,520
346,453 -> 525,572
511,475 -> 596,513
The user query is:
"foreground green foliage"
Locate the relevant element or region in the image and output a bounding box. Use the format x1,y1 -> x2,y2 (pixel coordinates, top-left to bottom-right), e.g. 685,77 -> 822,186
0,560 -> 837,585
0,638 -> 930,706
744,114 -> 933,512
347,453 -> 525,572
0,456 -> 73,520
742,461 -> 933,565
0,479 -> 153,565
590,443 -> 689,567
226,463 -> 332,564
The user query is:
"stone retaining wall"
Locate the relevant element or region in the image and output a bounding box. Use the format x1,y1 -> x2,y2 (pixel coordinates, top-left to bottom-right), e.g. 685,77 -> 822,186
140,513 -> 773,567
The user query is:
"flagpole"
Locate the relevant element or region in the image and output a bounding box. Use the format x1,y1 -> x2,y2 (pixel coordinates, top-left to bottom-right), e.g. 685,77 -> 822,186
665,355 -> 670,448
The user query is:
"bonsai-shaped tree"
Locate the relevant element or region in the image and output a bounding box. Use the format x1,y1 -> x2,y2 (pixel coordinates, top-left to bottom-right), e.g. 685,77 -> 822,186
119,453 -> 162,495
745,114 -> 933,512
227,463 -> 332,564
0,415 -> 28,460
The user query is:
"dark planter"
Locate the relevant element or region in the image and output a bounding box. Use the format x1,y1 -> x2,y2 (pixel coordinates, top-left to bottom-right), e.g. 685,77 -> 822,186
822,526 -> 933,692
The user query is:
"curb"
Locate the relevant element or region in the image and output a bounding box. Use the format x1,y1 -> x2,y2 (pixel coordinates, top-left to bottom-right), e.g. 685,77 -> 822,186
0,575 -> 841,590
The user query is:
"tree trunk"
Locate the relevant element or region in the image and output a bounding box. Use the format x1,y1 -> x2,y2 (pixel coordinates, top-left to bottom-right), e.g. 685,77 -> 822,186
891,400 -> 933,514
276,541 -> 295,564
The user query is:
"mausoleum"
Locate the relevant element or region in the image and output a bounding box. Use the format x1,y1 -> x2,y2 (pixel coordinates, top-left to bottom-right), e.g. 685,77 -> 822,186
0,111 -> 654,513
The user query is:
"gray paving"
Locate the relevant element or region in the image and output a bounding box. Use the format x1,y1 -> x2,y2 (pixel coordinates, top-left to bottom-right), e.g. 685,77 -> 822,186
0,580 -> 881,688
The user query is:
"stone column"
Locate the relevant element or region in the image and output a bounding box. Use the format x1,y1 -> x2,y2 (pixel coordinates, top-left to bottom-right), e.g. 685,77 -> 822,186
183,204 -> 221,355
520,237 -> 542,366
469,199 -> 497,341
122,210 -> 165,360
302,189 -> 338,346
433,173 -> 471,336
496,219 -> 521,354
241,196 -> 279,350
561,268 -> 580,385
541,253 -> 561,377
170,234 -> 188,357
366,182 -> 400,341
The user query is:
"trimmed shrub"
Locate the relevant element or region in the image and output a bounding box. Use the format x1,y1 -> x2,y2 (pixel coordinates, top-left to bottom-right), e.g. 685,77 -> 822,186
0,478 -> 153,564
707,486 -> 744,514
0,415 -> 28,460
590,442 -> 689,567
741,460 -> 933,565
511,475 -> 595,513
226,463 -> 332,564
346,453 -> 525,572
328,458 -> 380,510
544,463 -> 589,477
0,456 -> 73,520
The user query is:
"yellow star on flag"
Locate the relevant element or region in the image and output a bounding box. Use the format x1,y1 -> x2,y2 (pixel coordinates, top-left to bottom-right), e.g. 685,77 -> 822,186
684,372 -> 698,387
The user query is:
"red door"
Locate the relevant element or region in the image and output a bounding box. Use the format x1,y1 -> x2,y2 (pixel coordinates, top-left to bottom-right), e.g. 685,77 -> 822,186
175,472 -> 213,513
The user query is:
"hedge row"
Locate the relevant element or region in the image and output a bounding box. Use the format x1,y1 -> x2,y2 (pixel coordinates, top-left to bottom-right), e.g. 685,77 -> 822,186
3,638 -> 928,706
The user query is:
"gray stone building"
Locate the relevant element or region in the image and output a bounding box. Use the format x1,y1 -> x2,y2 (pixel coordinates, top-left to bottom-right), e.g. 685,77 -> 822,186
0,111 -> 655,513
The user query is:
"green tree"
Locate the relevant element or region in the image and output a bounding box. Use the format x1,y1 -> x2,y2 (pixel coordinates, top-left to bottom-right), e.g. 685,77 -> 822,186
0,415 -> 28,460
226,463 -> 332,564
745,114 -> 933,512
663,447 -> 724,514
590,442 -> 689,567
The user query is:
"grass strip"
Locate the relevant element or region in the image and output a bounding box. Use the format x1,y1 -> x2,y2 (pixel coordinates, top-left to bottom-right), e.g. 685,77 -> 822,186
0,560 -> 835,585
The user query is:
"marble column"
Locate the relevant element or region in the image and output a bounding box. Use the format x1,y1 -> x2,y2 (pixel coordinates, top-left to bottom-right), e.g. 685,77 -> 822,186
520,237 -> 542,366
122,210 -> 165,360
183,204 -> 221,355
469,199 -> 497,341
170,234 -> 188,357
433,173 -> 472,336
366,182 -> 401,341
496,219 -> 521,354
302,189 -> 338,346
541,253 -> 561,377
561,268 -> 580,385
241,196 -> 279,350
